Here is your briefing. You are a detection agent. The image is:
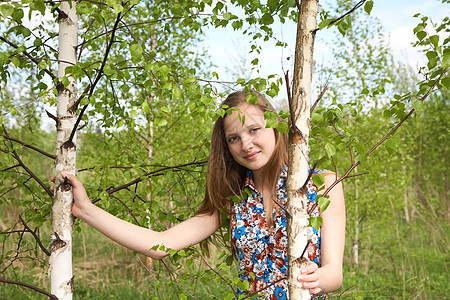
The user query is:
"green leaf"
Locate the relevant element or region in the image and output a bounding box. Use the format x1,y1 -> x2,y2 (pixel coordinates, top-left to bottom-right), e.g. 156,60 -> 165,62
416,31 -> 427,41
0,52 -> 9,65
312,174 -> 325,187
318,195 -> 330,212
308,216 -> 323,231
311,112 -> 324,123
30,0 -> 46,15
0,4 -> 15,17
441,76 -> 450,88
238,279 -> 250,291
318,18 -> 332,30
61,76 -> 70,88
11,56 -> 20,67
261,13 -> 274,25
172,85 -> 182,98
12,7 -> 24,22
411,100 -> 424,112
223,293 -> 235,300
324,143 -> 336,157
429,35 -> 439,48
442,49 -> 450,67
160,64 -> 170,76
222,12 -> 232,20
364,0 -> 373,15
129,43 -> 143,64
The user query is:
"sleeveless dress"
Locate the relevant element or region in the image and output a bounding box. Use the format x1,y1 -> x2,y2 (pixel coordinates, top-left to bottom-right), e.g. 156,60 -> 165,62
230,168 -> 325,299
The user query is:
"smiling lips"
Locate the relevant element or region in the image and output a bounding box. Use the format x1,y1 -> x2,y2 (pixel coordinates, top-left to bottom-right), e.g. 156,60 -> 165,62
244,151 -> 260,160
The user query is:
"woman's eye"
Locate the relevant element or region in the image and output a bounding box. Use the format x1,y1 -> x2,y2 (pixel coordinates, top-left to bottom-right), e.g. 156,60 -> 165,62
251,127 -> 261,133
228,136 -> 238,143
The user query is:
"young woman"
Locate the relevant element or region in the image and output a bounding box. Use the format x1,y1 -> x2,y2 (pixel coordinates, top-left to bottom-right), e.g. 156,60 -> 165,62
57,90 -> 345,299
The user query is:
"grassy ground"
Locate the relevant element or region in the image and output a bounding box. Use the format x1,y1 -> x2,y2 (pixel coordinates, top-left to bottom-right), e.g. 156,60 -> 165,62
1,204 -> 448,299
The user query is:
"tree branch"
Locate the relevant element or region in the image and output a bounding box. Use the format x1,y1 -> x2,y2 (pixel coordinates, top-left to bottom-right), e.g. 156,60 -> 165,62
1,125 -> 53,198
19,216 -> 51,256
65,12 -> 124,146
0,134 -> 56,159
310,83 -> 328,113
105,161 -> 207,195
0,277 -> 57,300
313,0 -> 367,33
0,36 -> 56,80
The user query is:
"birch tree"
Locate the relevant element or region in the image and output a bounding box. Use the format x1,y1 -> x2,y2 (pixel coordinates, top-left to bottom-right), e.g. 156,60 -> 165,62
49,2 -> 78,299
285,0 -> 319,299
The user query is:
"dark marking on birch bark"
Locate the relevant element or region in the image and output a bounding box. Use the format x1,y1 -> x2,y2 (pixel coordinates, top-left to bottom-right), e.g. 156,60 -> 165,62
55,81 -> 65,94
289,128 -> 306,144
59,176 -> 72,192
293,240 -> 311,267
49,232 -> 67,253
295,186 -> 308,197
68,276 -> 74,292
61,140 -> 76,150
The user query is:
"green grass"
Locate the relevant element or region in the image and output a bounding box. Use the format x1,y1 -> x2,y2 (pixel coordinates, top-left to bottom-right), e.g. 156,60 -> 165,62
1,203 -> 448,299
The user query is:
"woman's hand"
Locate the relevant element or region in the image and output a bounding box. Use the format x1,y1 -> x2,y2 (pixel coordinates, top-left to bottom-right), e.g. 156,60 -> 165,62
50,172 -> 93,219
297,261 -> 323,295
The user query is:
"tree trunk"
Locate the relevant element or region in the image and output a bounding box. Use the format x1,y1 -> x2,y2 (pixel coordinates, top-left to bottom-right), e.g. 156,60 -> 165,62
145,96 -> 154,271
50,2 -> 78,299
352,178 -> 359,265
144,29 -> 156,272
402,166 -> 410,224
286,0 -> 319,299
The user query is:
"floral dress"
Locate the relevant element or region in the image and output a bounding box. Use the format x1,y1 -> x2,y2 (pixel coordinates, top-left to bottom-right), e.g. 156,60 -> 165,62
230,168 -> 325,299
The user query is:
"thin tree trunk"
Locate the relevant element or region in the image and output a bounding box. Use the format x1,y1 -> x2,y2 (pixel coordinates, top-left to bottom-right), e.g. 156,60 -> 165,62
352,177 -> 359,265
50,2 -> 78,299
286,0 -> 319,299
145,97 -> 154,271
145,28 -> 156,272
403,166 -> 410,224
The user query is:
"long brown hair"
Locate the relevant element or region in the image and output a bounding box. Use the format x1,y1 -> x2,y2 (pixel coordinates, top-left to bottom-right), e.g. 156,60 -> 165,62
197,90 -> 288,224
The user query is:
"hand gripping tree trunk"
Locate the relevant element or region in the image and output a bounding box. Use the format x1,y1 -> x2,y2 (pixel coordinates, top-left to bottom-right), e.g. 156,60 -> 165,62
50,2 -> 78,299
286,0 -> 319,299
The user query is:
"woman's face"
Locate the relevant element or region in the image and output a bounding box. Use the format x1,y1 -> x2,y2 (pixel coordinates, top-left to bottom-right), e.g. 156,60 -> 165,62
223,103 -> 276,175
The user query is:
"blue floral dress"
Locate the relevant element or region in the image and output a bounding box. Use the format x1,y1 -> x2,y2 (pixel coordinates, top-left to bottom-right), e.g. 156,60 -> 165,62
230,168 -> 324,299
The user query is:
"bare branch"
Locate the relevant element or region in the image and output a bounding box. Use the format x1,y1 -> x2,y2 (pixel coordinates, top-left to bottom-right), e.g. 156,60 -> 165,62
105,161 -> 207,195
0,134 -> 56,160
19,216 -> 51,256
310,83 -> 328,113
0,277 -> 57,300
1,125 -> 53,198
312,0 -> 367,33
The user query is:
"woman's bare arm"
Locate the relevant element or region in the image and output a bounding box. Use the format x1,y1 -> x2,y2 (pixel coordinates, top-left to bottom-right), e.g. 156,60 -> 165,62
61,173 -> 220,259
298,171 -> 346,294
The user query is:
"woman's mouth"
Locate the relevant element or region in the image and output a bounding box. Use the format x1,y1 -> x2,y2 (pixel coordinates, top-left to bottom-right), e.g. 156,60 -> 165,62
245,151 -> 260,160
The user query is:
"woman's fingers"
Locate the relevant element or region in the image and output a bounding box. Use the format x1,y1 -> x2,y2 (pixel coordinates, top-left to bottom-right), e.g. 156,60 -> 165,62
298,261 -> 318,278
309,287 -> 323,295
297,261 -> 322,293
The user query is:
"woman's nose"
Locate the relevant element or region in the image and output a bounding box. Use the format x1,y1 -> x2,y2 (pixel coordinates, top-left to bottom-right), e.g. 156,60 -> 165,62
241,136 -> 254,151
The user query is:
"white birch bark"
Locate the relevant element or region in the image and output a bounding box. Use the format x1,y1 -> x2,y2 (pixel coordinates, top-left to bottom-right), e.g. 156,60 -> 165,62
286,0 -> 319,299
50,2 -> 78,299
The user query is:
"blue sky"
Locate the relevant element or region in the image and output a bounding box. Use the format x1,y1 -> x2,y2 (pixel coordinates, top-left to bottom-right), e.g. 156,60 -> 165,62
201,0 -> 448,83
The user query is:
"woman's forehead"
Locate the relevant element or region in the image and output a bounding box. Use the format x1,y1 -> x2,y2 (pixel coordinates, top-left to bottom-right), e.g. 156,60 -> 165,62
223,104 -> 265,132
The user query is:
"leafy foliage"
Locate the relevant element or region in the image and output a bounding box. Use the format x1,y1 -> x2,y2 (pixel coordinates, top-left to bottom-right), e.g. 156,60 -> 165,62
0,0 -> 448,299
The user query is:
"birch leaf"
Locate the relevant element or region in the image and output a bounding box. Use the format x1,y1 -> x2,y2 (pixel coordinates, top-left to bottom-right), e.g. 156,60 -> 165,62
364,1 -> 374,15
312,174 -> 325,187
318,195 -> 330,212
309,216 -> 323,231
